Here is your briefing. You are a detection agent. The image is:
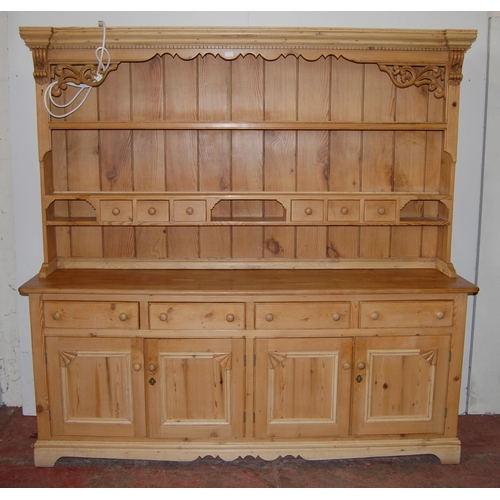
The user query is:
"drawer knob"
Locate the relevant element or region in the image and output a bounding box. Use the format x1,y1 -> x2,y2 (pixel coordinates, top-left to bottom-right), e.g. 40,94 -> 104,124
377,207 -> 386,215
371,312 -> 379,320
357,362 -> 366,370
304,207 -> 313,215
343,362 -> 351,370
340,207 -> 349,215
226,314 -> 235,323
185,207 -> 194,215
52,312 -> 61,321
112,207 -> 121,216
119,313 -> 128,321
436,311 -> 445,319
159,313 -> 168,322
147,363 -> 157,373
133,363 -> 141,372
265,313 -> 274,322
332,313 -> 341,321
148,207 -> 157,216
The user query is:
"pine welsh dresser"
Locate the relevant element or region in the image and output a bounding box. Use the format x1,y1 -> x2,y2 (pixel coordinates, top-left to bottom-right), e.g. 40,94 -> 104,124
19,26 -> 479,466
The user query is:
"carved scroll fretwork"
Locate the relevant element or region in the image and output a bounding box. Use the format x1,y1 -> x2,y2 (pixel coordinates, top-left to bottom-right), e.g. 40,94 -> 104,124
268,352 -> 287,370
213,352 -> 232,370
59,351 -> 77,368
420,350 -> 438,366
48,63 -> 119,98
378,64 -> 445,99
449,50 -> 465,86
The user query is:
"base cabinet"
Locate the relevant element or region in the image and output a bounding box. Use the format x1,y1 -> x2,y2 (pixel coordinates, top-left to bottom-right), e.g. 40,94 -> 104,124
26,272 -> 475,467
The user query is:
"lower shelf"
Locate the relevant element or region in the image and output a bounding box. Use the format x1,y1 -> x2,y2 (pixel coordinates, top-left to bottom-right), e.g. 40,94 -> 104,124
33,437 -> 462,467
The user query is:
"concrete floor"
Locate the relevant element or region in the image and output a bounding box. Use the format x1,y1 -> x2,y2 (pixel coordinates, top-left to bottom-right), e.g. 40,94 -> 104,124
0,405 -> 499,488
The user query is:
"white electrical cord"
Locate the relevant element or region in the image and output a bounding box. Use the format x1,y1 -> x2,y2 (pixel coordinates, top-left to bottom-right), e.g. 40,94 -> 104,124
44,21 -> 110,119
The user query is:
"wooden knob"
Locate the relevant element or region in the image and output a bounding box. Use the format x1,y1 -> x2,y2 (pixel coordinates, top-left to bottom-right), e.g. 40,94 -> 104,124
357,362 -> 365,370
343,362 -> 351,370
185,207 -> 194,215
332,313 -> 340,321
436,311 -> 445,319
119,313 -> 128,321
148,207 -> 156,216
159,313 -> 168,322
226,314 -> 235,323
133,363 -> 141,372
304,207 -> 313,215
371,312 -> 379,320
112,207 -> 121,215
265,313 -> 274,322
377,207 -> 386,215
340,207 -> 349,215
52,312 -> 61,320
147,363 -> 156,372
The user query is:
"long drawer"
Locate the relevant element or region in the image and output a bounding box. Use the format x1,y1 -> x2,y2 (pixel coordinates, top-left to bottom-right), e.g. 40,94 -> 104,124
149,303 -> 245,330
255,302 -> 350,329
44,301 -> 139,329
359,300 -> 454,328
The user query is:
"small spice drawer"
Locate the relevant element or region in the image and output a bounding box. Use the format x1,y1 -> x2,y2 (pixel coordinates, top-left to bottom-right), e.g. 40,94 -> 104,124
359,300 -> 454,328
44,301 -> 139,329
328,200 -> 361,222
149,303 -> 245,330
137,200 -> 170,222
255,302 -> 350,329
99,200 -> 133,222
172,200 -> 207,222
364,200 -> 397,223
291,200 -> 325,222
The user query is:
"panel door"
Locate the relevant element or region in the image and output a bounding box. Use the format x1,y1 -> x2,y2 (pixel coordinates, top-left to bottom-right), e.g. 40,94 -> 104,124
145,338 -> 245,439
255,337 -> 352,438
46,337 -> 146,437
351,335 -> 451,436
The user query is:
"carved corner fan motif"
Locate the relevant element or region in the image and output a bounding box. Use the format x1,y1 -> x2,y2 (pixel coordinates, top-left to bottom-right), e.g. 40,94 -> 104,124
59,351 -> 77,367
378,64 -> 445,98
420,349 -> 438,366
268,352 -> 287,369
213,352 -> 232,370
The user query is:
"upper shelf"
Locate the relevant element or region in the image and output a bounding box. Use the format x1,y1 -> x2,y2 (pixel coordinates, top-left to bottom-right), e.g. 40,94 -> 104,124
48,121 -> 448,131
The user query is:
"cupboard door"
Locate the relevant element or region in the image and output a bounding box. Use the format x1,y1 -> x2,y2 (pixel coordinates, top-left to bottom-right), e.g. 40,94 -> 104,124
145,338 -> 245,439
46,337 -> 146,438
255,337 -> 352,438
352,335 -> 450,436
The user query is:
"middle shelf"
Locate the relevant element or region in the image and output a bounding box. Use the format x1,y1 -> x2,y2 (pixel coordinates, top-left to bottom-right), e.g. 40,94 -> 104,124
44,192 -> 451,226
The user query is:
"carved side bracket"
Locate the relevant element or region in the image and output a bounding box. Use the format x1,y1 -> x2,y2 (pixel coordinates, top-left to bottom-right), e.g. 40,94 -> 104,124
32,47 -> 49,84
378,64 -> 445,99
449,50 -> 465,86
